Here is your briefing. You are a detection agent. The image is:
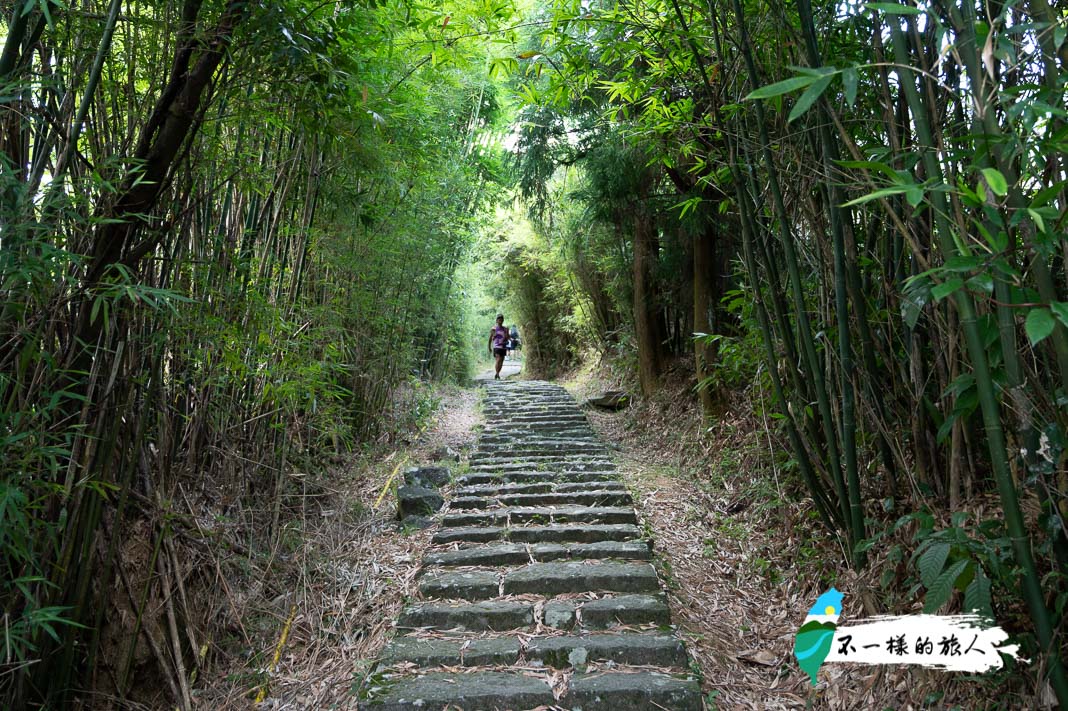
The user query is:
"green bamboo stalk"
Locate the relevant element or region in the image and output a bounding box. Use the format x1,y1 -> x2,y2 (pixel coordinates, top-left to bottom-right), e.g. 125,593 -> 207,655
796,0 -> 866,564
889,14 -> 1068,705
732,0 -> 852,540
733,157 -> 842,532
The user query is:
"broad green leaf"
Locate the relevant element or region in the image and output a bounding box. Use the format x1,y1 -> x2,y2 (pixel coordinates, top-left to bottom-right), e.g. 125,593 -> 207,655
918,542 -> 951,588
905,184 -> 924,207
981,167 -> 1008,196
1025,307 -> 1055,345
867,2 -> 923,15
788,75 -> 832,122
924,559 -> 969,613
931,277 -> 964,301
1026,208 -> 1046,234
744,75 -> 816,101
1050,302 -> 1068,329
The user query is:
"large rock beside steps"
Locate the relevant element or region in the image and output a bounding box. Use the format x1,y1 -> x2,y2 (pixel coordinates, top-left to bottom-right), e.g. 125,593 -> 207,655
585,390 -> 630,410
403,466 -> 450,488
397,485 -> 443,519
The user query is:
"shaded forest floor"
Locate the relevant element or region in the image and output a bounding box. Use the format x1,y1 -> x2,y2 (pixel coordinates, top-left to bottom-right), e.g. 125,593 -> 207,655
561,358 -> 1036,710
194,357 -> 1037,710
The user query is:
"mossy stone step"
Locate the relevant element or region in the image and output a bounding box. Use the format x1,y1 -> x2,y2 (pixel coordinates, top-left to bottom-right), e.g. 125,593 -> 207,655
417,570 -> 499,600
525,633 -> 688,668
378,636 -> 521,668
503,561 -> 659,596
449,490 -> 632,510
432,523 -> 642,546
359,671 -> 554,710
565,672 -> 701,710
458,470 -> 616,486
506,523 -> 642,544
579,594 -> 673,629
398,600 -> 533,632
441,506 -> 636,528
424,541 -> 651,567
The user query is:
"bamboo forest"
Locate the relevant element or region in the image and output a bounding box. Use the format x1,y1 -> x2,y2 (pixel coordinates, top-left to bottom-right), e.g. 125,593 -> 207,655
0,0 -> 1066,708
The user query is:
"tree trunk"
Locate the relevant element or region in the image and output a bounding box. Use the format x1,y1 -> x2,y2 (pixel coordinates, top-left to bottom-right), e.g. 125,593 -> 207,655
632,184 -> 661,396
693,224 -> 715,418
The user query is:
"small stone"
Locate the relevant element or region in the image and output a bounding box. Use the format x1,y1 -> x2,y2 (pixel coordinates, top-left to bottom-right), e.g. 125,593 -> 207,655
543,600 -> 576,629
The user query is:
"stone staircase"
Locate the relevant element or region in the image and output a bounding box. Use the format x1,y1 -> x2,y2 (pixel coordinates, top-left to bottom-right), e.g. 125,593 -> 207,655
359,381 -> 701,710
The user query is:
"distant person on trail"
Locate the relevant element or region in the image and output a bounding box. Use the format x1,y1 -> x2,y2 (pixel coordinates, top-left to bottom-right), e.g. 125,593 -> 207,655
506,324 -> 521,361
488,313 -> 509,380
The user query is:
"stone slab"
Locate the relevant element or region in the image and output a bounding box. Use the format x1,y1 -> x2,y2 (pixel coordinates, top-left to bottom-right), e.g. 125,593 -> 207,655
418,570 -> 499,601
506,524 -> 641,544
503,562 -> 659,596
398,601 -> 533,632
431,526 -> 503,544
525,634 -> 688,668
579,595 -> 672,629
424,543 -> 529,567
361,671 -> 555,710
563,672 -> 701,710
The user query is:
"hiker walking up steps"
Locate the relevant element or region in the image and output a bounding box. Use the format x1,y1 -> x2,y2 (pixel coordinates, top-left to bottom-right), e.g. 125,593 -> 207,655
488,313 -> 509,380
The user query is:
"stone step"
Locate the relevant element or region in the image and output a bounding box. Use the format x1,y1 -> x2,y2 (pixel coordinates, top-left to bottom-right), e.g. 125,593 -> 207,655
510,523 -> 643,544
449,490 -> 632,510
525,633 -> 688,668
398,600 -> 533,632
359,670 -> 700,710
379,636 -> 521,667
417,570 -> 500,600
470,448 -> 609,461
431,523 -> 642,546
424,541 -> 652,567
565,672 -> 701,710
458,470 -> 616,486
579,594 -> 673,629
467,460 -> 616,474
502,561 -> 659,596
418,562 -> 659,601
441,506 -> 636,528
359,671 -> 554,710
379,632 -> 688,670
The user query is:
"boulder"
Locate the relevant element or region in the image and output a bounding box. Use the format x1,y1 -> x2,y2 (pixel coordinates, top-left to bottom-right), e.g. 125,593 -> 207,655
585,390 -> 630,410
403,465 -> 450,489
397,484 -> 443,519
429,445 -> 461,462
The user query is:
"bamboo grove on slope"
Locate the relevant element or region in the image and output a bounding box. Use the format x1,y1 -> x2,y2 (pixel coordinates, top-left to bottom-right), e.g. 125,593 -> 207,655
0,0 -> 513,706
506,0 -> 1067,702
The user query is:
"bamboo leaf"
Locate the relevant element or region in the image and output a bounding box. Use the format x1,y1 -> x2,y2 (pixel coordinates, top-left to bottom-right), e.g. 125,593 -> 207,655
788,75 -> 832,122
842,66 -> 858,107
744,75 -> 816,100
842,184 -> 912,206
1025,307 -> 1055,345
924,559 -> 969,613
867,2 -> 923,15
981,167 -> 1008,196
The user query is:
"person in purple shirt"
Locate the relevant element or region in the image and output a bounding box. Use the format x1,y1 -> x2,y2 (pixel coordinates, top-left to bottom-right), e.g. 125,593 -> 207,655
487,313 -> 509,380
